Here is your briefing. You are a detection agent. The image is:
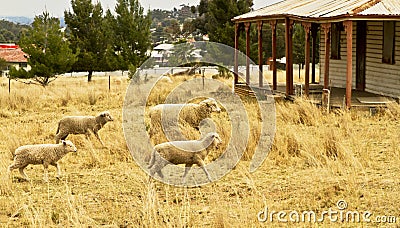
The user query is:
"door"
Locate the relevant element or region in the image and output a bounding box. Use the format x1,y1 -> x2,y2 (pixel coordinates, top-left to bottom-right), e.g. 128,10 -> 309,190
356,21 -> 366,91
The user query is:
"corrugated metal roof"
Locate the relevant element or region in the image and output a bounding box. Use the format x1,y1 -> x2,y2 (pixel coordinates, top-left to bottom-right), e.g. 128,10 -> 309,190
360,0 -> 400,15
233,0 -> 400,21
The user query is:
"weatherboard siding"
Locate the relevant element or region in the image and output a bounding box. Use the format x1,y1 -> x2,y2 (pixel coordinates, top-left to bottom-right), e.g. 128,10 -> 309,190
364,21 -> 400,98
320,23 -> 357,89
320,21 -> 400,98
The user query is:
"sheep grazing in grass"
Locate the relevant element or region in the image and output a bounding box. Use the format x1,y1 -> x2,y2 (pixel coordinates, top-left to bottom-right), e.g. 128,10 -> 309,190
55,111 -> 113,146
148,132 -> 222,182
8,140 -> 77,182
148,98 -> 221,135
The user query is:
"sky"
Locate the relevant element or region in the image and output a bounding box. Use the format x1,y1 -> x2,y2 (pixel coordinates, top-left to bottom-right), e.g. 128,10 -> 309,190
0,0 -> 281,18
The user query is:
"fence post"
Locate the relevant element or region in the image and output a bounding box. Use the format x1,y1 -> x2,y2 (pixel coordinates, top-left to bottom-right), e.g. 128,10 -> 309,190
8,76 -> 11,94
202,68 -> 205,90
108,75 -> 111,91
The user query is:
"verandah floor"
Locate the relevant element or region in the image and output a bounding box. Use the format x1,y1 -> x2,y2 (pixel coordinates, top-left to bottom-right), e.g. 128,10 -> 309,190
249,83 -> 398,108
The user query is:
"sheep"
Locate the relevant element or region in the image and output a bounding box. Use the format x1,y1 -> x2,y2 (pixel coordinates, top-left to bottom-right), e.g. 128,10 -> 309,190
148,98 -> 221,136
55,111 -> 113,146
8,140 -> 77,182
148,132 -> 222,182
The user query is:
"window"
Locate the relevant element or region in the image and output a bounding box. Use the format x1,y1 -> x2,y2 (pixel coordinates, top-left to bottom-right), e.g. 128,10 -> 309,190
383,21 -> 395,64
19,62 -> 28,68
331,23 -> 342,59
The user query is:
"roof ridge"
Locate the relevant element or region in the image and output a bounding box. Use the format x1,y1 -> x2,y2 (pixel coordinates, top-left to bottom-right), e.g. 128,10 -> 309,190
350,0 -> 382,14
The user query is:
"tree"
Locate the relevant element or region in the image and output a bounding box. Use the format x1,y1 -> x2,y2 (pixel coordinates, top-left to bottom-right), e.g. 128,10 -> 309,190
114,0 -> 152,72
9,12 -> 77,87
198,0 -> 209,16
190,6 -> 197,14
206,0 -> 253,47
0,58 -> 8,75
64,0 -> 109,81
164,18 -> 181,42
168,42 -> 196,66
102,9 -> 120,72
182,19 -> 196,38
293,23 -> 305,66
0,20 -> 30,43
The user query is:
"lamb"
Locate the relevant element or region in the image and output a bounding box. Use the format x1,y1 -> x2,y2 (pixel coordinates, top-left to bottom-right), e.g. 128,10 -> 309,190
55,111 -> 113,146
8,140 -> 77,182
148,98 -> 221,136
148,132 -> 222,182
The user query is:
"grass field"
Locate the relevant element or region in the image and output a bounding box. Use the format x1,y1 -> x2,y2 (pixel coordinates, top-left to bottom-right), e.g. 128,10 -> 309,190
0,73 -> 399,227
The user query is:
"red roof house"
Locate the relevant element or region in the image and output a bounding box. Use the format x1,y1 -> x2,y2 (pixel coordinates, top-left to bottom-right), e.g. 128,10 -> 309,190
0,44 -> 29,75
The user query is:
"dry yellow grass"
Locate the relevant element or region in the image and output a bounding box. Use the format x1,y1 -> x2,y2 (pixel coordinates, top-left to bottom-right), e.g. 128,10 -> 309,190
0,73 -> 399,227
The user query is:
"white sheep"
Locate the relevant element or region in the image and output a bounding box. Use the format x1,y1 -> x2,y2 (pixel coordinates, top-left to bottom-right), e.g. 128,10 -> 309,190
55,111 -> 113,146
148,132 -> 222,182
8,140 -> 77,182
148,98 -> 221,136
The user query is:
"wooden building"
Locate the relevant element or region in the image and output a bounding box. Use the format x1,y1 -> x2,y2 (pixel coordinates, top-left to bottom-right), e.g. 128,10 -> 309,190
232,0 -> 400,108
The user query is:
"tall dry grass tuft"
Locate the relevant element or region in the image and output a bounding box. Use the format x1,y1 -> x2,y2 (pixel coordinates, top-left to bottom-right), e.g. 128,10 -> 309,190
0,154 -> 12,196
60,90 -> 71,107
323,129 -> 340,159
276,98 -> 323,126
87,90 -> 97,106
270,98 -> 365,173
385,101 -> 400,120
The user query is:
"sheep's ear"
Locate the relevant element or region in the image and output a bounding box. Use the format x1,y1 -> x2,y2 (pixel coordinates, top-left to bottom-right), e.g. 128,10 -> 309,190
100,113 -> 105,117
62,140 -> 66,146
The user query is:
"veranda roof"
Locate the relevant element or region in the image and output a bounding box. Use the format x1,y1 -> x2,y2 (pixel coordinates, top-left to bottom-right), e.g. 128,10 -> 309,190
233,0 -> 400,22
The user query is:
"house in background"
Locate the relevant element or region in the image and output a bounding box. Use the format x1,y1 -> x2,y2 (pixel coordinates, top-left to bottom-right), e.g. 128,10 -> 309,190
151,43 -> 174,67
233,0 -> 400,108
0,43 -> 30,76
151,43 -> 203,67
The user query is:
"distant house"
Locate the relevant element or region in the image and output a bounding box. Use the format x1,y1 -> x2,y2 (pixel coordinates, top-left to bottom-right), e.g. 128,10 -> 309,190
0,44 -> 30,76
151,43 -> 174,66
151,43 -> 203,66
233,0 -> 400,108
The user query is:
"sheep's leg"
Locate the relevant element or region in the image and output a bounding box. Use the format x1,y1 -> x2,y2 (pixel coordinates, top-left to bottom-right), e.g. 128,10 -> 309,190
200,166 -> 212,182
43,163 -> 49,182
149,164 -> 164,179
198,160 -> 212,182
7,164 -> 15,180
182,164 -> 192,182
93,131 -> 105,147
55,133 -> 68,144
51,162 -> 61,179
18,166 -> 29,181
8,163 -> 16,172
156,169 -> 164,178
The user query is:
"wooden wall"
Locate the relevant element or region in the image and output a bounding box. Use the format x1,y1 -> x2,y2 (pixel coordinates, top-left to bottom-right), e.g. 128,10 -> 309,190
320,21 -> 400,98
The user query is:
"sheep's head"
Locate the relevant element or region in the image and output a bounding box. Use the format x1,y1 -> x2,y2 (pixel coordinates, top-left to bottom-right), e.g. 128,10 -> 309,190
200,98 -> 221,113
61,140 -> 77,153
99,111 -> 114,122
209,132 -> 222,149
